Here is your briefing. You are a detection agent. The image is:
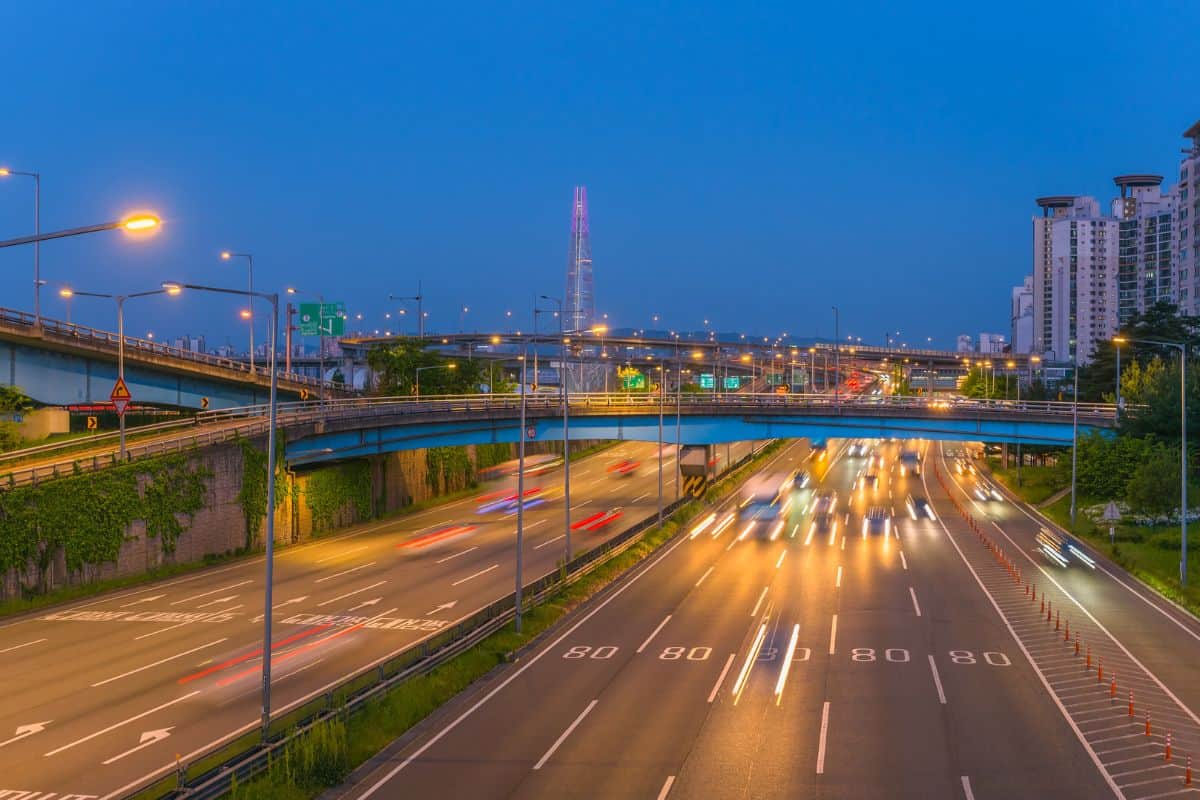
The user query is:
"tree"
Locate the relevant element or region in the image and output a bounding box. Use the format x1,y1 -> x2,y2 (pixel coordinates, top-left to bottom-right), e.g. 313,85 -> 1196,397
366,341 -> 489,396
0,386 -> 33,453
1079,301 -> 1200,401
1124,445 -> 1181,516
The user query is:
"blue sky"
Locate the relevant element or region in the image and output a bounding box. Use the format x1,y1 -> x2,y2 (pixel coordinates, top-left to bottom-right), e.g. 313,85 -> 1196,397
1,0 -> 1197,351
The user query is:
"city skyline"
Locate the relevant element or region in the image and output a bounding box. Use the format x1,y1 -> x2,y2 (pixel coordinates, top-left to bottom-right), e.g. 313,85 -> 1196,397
2,2 -> 1198,350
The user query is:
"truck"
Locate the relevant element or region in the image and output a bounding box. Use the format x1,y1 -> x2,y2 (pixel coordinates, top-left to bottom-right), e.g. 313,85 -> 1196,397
739,472 -> 794,524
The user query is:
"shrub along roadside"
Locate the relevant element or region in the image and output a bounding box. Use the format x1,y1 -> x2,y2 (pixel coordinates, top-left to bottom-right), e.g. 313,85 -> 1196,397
989,462 -> 1200,619
229,442 -> 786,800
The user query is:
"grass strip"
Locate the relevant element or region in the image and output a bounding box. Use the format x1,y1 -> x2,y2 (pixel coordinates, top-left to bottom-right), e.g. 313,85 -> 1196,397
229,442 -> 785,800
989,462 -> 1200,619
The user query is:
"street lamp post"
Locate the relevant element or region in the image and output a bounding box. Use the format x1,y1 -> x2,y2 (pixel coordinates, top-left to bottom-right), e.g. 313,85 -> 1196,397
221,252 -> 255,371
541,295 -> 572,562
389,283 -> 424,338
0,168 -> 41,325
163,281 -> 279,740
62,286 -> 181,458
832,306 -> 841,408
516,348 -> 527,633
1113,337 -> 1126,422
415,363 -> 456,397
1112,336 -> 1189,584
1070,350 -> 1080,527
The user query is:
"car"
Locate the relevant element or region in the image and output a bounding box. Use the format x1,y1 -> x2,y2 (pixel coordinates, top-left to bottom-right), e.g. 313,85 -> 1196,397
905,494 -> 936,520
1036,526 -> 1097,569
792,469 -> 811,489
847,442 -> 867,457
984,483 -> 1004,502
606,459 -> 640,477
862,506 -> 891,536
972,485 -> 990,502
810,442 -> 828,460
811,491 -> 838,529
859,473 -> 879,492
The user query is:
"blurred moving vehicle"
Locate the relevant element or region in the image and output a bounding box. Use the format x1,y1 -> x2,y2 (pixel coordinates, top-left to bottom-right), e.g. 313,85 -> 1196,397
898,449 -> 922,477
862,506 -> 891,536
859,472 -> 879,493
811,491 -> 838,531
847,441 -> 868,457
1035,526 -> 1096,568
905,493 -> 936,520
739,472 -> 794,523
606,459 -> 641,477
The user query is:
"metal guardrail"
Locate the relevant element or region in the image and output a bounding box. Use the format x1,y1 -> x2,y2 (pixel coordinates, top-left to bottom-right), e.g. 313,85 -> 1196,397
0,306 -> 335,389
122,445 -> 768,800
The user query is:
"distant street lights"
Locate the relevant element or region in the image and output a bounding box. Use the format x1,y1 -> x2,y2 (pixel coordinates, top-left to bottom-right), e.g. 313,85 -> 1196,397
389,284 -> 424,338
221,252 -> 255,370
0,167 -> 41,324
60,285 -> 182,458
163,280 -> 280,740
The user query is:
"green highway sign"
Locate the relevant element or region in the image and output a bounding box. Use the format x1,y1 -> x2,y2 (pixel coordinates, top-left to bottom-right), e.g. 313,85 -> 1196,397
298,302 -> 346,337
699,373 -> 715,389
723,376 -> 741,389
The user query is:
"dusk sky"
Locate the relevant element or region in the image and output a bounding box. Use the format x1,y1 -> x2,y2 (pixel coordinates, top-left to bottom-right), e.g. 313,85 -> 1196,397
1,1 -> 1197,351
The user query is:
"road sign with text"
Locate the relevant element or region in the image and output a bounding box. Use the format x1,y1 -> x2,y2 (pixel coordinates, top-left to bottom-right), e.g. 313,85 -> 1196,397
298,302 -> 346,337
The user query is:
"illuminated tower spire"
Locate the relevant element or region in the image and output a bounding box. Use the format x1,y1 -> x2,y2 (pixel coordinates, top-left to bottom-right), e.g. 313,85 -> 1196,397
565,186 -> 594,333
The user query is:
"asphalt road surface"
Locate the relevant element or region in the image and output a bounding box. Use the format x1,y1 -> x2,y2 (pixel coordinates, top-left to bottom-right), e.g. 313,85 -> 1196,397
342,438 -> 1200,800
0,439 -> 759,799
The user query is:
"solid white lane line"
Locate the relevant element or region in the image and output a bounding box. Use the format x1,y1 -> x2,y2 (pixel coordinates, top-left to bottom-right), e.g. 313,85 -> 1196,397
657,775 -> 676,800
815,701 -> 831,774
909,587 -> 922,617
533,699 -> 598,770
928,655 -> 947,704
92,638 -> 228,687
708,654 -> 736,703
169,580 -> 252,606
638,615 -> 672,653
900,550 -> 908,570
828,614 -> 838,655
751,586 -> 769,617
314,562 -> 376,584
44,691 -> 200,756
134,621 -> 190,640
451,564 -> 499,587
316,581 -> 387,608
922,460 -> 1124,799
695,566 -> 715,587
835,566 -> 843,588
776,550 -> 787,569
315,544 -> 368,564
435,546 -> 478,564
632,492 -> 650,502
534,535 -> 566,551
0,638 -> 47,654
961,776 -> 975,800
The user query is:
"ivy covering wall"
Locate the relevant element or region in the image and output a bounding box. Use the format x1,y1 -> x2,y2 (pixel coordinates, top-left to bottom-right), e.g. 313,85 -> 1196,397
237,435 -> 289,549
305,462 -> 372,533
426,446 -> 474,492
0,453 -> 211,587
474,442 -> 512,472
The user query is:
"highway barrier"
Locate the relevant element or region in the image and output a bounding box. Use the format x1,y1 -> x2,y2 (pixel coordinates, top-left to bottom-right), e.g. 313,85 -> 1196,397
121,441 -> 782,800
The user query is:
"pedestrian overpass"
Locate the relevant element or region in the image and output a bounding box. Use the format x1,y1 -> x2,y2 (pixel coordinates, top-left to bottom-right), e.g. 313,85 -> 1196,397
269,393 -> 1115,467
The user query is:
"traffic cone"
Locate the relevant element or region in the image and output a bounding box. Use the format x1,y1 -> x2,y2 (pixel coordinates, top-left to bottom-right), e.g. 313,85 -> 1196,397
1064,620 -> 1070,642
1055,610 -> 1060,631
1110,675 -> 1117,699
1098,657 -> 1103,682
1186,754 -> 1191,785
1129,690 -> 1134,718
1166,730 -> 1172,762
1146,711 -> 1152,737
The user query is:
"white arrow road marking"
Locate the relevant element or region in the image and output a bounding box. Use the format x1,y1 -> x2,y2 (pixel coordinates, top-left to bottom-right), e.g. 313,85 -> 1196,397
195,596 -> 238,609
250,596 -> 312,623
348,598 -> 382,612
0,721 -> 51,748
317,581 -> 387,608
120,594 -> 165,608
170,580 -> 252,606
315,562 -> 376,584
100,728 -> 173,765
44,691 -> 199,756
91,638 -> 229,687
426,601 -> 458,615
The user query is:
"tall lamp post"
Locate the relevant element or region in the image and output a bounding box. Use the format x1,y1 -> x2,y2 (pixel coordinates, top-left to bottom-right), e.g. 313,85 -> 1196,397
1111,336 -> 1189,584
61,285 -> 181,458
1113,337 -> 1126,421
221,252 -> 255,371
0,167 -> 41,324
832,306 -> 841,408
415,363 -> 456,397
516,348 -> 527,632
164,281 -> 279,739
541,294 -> 572,562
389,284 -> 424,338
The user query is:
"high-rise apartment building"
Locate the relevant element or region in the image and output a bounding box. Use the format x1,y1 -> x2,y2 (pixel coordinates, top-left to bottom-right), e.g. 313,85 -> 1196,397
1178,122 -> 1200,316
978,333 -> 1007,354
1113,175 -> 1176,325
1011,276 -> 1034,354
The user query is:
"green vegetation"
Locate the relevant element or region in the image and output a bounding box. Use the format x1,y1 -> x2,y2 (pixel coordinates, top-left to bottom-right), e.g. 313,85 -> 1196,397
231,442 -> 785,800
237,435 -> 288,549
304,462 -> 372,533
0,386 -> 34,452
0,452 -> 210,592
367,340 -> 493,396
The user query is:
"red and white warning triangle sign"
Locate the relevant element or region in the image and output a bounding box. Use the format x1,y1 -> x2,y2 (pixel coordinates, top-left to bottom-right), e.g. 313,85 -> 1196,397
110,376 -> 133,417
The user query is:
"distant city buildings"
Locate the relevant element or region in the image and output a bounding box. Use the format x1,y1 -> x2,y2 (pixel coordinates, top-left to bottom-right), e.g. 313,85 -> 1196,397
978,333 -> 1007,354
955,334 -> 973,353
565,186 -> 595,333
1010,276 -> 1034,354
172,335 -> 206,354
1023,118 -> 1200,364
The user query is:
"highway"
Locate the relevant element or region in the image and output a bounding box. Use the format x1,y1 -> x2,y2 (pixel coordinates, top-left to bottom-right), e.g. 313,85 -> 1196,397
0,438 -> 758,799
342,438 -> 1200,800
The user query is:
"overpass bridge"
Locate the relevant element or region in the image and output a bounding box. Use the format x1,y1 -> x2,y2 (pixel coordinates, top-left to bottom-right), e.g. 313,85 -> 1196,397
1,392 -> 1115,487
0,306 -> 350,409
